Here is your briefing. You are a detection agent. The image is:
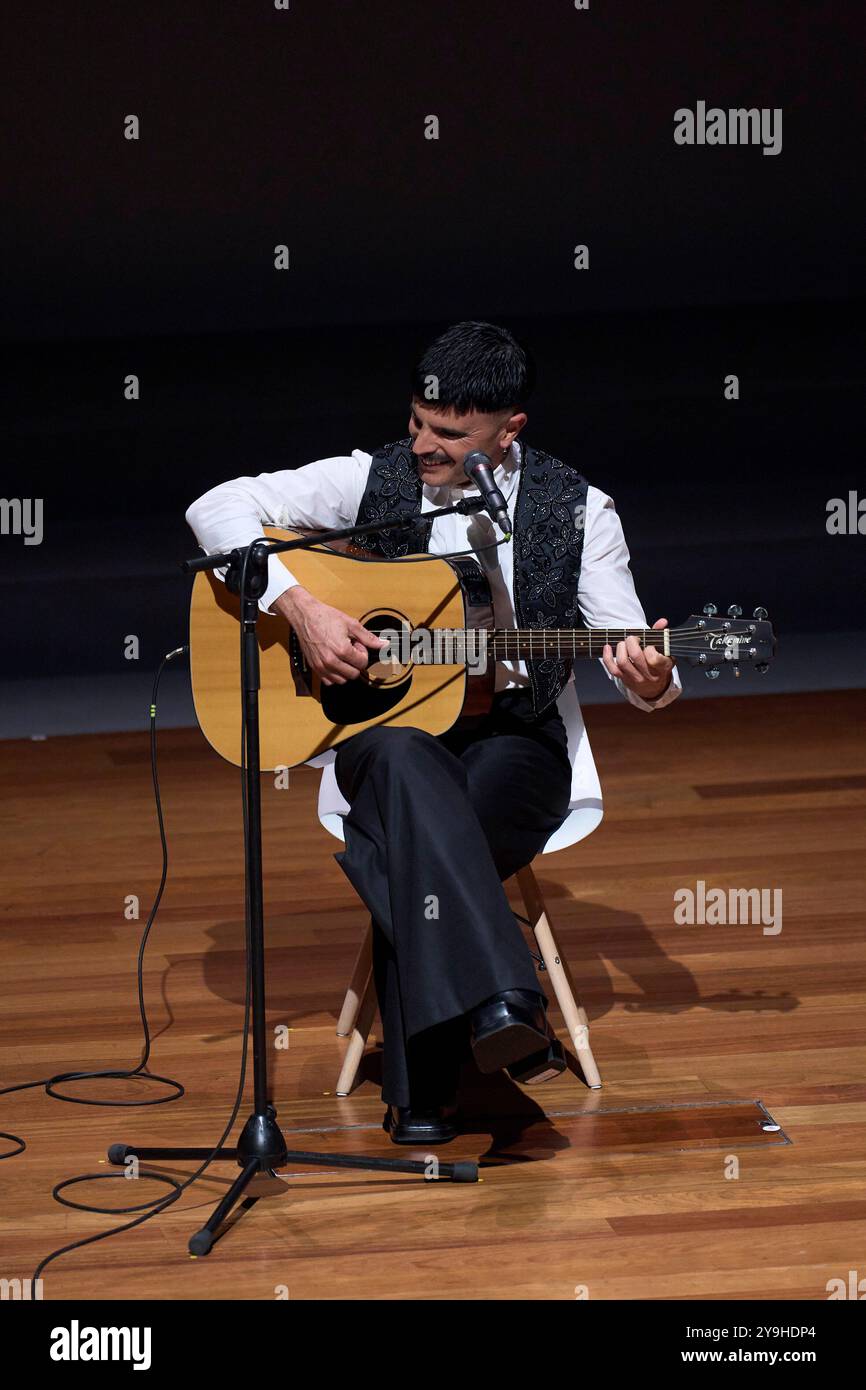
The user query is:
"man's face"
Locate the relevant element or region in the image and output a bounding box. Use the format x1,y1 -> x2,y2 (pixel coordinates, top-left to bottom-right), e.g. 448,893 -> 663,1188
407,398 -> 527,489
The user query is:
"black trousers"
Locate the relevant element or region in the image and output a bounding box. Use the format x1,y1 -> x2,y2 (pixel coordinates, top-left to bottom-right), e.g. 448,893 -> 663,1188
333,688 -> 573,1108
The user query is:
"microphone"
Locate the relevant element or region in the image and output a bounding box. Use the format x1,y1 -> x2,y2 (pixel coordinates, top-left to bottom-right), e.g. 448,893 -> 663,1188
463,451 -> 512,536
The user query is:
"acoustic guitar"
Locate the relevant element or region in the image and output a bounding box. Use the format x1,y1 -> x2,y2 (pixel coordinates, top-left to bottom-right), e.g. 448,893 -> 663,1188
188,527 -> 776,770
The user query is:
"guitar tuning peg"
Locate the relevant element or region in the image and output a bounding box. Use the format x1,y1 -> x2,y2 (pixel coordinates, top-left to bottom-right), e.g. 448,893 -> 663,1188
755,663 -> 770,674
703,603 -> 718,616
733,666 -> 741,678
705,667 -> 721,679
727,604 -> 742,618
752,606 -> 768,620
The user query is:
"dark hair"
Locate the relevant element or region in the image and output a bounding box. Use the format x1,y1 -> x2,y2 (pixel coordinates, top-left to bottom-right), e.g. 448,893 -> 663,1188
411,321 -> 535,414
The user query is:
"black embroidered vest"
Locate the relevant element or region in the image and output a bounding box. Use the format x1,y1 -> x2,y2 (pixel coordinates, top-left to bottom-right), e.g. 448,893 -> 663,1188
350,437 -> 589,717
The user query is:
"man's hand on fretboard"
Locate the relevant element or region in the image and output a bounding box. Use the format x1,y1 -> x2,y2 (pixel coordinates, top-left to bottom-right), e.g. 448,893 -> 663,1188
601,617 -> 674,701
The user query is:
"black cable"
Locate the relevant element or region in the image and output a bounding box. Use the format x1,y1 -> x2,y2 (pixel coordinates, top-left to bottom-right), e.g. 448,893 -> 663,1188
300,532 -> 510,565
2,651 -> 188,1137
0,622 -> 258,1286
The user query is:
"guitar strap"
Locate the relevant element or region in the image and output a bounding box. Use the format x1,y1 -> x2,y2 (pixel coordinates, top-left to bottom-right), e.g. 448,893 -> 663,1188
350,437 -> 590,717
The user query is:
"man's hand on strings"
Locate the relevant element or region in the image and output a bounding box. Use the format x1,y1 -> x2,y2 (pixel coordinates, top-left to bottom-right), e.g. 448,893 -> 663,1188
273,588 -> 387,685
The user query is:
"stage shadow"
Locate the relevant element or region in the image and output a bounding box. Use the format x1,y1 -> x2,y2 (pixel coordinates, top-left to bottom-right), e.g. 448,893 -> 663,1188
185,887 -> 797,1028
161,886 -> 798,1138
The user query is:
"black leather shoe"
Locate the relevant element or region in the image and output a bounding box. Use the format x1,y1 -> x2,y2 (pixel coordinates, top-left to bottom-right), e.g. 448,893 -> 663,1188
469,988 -> 556,1074
506,1036 -> 568,1084
383,1104 -> 460,1145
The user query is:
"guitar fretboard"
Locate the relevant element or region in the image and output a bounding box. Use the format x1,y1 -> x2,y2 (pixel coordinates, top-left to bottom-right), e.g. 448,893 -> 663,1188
400,628 -> 668,663
493,628 -> 665,659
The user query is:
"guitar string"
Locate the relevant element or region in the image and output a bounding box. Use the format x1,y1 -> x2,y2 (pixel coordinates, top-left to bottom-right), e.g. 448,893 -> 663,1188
390,646 -> 762,663
402,651 -> 757,662
389,632 -> 763,647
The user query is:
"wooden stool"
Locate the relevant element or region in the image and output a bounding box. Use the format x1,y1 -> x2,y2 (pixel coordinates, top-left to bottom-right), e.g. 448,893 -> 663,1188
335,862 -> 602,1095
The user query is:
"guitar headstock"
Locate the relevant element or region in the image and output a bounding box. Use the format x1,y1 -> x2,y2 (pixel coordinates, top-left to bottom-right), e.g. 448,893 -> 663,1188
674,604 -> 777,678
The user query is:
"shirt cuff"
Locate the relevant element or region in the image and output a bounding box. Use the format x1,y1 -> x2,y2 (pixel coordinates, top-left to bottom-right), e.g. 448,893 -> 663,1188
616,664 -> 683,712
209,552 -> 300,615
258,553 -> 300,614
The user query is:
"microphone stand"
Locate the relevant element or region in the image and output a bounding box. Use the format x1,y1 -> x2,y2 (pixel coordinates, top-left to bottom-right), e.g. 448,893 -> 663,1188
107,498 -> 488,1257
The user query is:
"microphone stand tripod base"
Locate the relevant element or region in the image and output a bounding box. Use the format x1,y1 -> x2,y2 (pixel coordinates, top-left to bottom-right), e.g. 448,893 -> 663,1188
107,1102 -> 477,1258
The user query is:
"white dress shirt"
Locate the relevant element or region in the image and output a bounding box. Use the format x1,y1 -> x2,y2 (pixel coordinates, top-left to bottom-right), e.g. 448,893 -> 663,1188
185,440 -> 681,847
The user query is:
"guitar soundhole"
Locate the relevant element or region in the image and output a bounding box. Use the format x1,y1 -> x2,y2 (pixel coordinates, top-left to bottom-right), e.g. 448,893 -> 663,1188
320,610 -> 414,725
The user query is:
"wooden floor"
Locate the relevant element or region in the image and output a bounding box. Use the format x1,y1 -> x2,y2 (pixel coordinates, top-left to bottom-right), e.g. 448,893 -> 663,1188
2,688 -> 865,1301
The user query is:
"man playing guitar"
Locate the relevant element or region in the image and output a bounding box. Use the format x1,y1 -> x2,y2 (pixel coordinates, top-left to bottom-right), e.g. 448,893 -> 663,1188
186,321 -> 680,1144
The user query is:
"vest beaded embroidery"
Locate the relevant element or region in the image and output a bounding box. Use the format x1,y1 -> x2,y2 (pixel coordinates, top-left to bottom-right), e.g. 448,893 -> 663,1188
351,437 -> 589,717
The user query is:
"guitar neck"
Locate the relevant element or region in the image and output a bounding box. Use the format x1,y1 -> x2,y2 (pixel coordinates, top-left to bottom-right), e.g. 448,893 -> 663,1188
404,628 -> 668,662
492,628 -> 666,659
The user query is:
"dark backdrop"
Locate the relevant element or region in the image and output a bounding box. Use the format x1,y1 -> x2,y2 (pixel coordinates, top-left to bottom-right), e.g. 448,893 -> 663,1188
1,2 -> 863,681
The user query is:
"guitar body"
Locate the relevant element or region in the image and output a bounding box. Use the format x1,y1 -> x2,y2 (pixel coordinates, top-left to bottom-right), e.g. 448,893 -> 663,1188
189,528 -> 496,770
190,525 -> 777,771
